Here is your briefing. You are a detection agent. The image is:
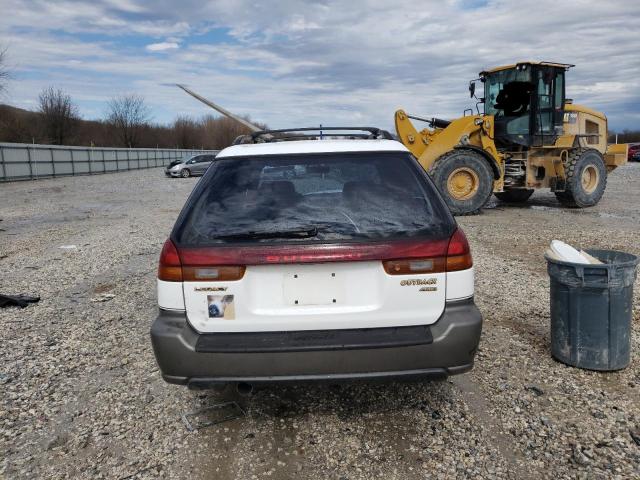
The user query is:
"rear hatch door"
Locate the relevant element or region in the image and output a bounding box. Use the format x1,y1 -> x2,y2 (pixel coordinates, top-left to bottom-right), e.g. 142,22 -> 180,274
175,150 -> 455,333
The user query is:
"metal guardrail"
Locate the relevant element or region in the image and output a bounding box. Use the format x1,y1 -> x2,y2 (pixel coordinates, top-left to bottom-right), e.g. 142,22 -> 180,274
0,143 -> 219,182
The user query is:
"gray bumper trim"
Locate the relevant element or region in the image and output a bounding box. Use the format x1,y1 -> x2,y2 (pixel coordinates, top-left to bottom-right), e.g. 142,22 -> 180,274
194,322 -> 434,353
150,298 -> 482,385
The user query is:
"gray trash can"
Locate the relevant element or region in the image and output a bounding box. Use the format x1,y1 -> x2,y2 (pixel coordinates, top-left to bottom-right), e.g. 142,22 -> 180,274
545,249 -> 638,371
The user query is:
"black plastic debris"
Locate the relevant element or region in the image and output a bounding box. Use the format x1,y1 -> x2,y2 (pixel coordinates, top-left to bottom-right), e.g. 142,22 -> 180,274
525,385 -> 545,396
181,401 -> 245,431
0,294 -> 40,309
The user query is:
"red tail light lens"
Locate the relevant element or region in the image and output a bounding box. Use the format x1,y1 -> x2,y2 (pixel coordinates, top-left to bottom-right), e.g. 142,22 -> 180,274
446,228 -> 473,271
158,239 -> 182,281
159,229 -> 472,281
178,239 -> 450,266
383,228 -> 472,274
158,239 -> 246,282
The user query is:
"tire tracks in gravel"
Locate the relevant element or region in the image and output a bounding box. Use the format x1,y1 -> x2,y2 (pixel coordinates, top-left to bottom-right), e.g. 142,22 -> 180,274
450,374 -> 535,480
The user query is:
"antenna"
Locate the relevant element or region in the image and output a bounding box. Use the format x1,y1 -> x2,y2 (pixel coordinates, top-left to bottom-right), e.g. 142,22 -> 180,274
175,84 -> 262,133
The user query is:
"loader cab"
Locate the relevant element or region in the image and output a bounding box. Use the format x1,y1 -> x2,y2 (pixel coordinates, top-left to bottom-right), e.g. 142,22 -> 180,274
479,62 -> 572,149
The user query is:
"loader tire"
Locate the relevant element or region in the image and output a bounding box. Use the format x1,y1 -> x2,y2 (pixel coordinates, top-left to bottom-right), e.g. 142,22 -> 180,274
555,148 -> 606,208
494,189 -> 534,203
429,150 -> 494,216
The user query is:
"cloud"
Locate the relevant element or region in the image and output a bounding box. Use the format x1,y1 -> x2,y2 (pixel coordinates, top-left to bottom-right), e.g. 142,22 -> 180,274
146,41 -> 180,52
0,0 -> 639,132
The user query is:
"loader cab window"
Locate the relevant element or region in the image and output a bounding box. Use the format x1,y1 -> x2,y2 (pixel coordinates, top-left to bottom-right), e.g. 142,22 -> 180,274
483,67 -> 534,146
484,64 -> 566,148
532,66 -> 566,146
535,70 -> 553,136
554,73 -> 564,110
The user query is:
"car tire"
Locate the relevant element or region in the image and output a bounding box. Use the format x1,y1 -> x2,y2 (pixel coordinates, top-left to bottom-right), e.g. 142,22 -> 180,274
555,148 -> 607,208
429,150 -> 494,216
181,169 -> 191,178
494,189 -> 534,203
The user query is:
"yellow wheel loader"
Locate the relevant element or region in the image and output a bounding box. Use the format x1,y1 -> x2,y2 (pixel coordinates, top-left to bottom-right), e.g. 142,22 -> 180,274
395,62 -> 628,215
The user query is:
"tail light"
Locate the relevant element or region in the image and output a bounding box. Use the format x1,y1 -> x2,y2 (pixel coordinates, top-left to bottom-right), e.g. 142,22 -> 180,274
158,239 -> 182,281
177,240 -> 451,266
383,228 -> 472,274
158,239 -> 245,282
158,228 -> 471,282
181,266 -> 246,281
445,228 -> 473,272
383,257 -> 446,275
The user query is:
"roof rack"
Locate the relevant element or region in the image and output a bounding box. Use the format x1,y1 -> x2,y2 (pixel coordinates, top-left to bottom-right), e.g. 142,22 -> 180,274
233,127 -> 394,144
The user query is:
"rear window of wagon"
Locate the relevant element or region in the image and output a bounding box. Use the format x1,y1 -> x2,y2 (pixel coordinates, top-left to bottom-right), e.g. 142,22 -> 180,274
173,152 -> 455,245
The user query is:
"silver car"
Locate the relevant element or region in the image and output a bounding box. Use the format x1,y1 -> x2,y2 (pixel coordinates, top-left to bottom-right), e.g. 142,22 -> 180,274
165,154 -> 216,178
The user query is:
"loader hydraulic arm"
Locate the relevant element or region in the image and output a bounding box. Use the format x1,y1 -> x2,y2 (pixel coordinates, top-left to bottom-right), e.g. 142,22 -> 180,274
396,110 -> 498,169
394,110 -> 450,159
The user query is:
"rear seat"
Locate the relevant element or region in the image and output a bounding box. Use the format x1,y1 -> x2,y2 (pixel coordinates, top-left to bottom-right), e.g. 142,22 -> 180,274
258,181 -> 302,206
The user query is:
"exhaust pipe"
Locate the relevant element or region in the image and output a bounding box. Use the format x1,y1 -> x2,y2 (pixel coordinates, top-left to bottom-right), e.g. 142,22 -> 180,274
236,382 -> 254,396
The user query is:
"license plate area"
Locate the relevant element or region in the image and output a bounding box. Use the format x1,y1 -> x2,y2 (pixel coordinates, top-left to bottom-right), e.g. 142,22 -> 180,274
283,270 -> 344,306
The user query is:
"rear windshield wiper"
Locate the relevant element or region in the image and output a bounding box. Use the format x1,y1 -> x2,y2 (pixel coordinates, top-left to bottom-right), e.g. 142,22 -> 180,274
213,226 -> 318,241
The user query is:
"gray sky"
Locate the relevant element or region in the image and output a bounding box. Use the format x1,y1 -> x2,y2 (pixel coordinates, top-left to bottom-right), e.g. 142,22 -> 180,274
1,0 -> 638,131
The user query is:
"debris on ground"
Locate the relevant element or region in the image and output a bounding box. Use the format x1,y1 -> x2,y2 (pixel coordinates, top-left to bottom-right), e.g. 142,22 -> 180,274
0,294 -> 40,308
525,385 -> 545,396
90,293 -> 116,303
181,401 -> 246,431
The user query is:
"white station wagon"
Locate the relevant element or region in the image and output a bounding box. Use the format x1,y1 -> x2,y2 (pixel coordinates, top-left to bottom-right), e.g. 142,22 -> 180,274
151,128 -> 482,390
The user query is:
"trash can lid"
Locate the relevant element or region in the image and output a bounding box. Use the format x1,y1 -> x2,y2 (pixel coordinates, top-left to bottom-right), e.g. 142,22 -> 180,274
549,240 -> 590,264
546,248 -> 639,269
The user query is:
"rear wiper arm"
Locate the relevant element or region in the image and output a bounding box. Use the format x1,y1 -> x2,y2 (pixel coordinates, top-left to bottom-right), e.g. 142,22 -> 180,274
214,226 -> 318,240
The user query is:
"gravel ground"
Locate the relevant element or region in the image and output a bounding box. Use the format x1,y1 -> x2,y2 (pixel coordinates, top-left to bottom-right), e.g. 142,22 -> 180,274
1,164 -> 639,479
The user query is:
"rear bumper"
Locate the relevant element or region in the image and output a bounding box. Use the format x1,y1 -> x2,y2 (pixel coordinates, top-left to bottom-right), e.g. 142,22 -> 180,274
150,297 -> 482,387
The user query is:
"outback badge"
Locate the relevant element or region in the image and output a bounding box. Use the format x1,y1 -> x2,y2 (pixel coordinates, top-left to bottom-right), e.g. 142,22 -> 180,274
400,278 -> 437,286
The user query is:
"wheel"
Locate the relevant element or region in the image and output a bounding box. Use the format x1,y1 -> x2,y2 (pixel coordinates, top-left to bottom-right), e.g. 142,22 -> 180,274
555,148 -> 607,208
180,168 -> 191,178
494,189 -> 534,203
428,150 -> 494,215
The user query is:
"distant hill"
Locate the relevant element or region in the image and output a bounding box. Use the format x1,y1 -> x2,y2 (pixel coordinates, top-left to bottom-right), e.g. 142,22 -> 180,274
0,104 -> 41,141
0,103 -> 111,146
0,104 -> 36,118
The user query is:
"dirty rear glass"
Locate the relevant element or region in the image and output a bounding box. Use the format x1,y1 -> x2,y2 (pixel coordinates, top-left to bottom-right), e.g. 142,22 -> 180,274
174,152 -> 454,245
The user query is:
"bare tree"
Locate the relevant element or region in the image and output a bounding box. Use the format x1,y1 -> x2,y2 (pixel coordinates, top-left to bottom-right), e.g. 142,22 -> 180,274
38,87 -> 79,145
0,47 -> 9,95
106,94 -> 150,147
172,115 -> 203,148
203,115 -> 261,149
